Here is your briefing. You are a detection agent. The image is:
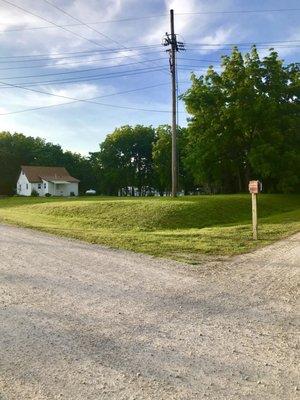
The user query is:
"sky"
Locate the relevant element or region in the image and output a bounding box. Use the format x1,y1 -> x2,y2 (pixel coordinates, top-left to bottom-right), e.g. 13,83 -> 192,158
0,0 -> 299,155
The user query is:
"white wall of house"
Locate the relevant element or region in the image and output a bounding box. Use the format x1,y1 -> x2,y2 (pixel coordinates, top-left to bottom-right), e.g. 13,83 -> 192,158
41,180 -> 48,196
31,181 -> 49,196
16,172 -> 78,197
69,182 -> 78,196
16,171 -> 31,196
47,181 -> 55,196
71,183 -> 78,196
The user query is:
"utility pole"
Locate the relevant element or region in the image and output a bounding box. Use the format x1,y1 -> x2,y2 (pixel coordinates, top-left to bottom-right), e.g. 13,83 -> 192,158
170,9 -> 177,197
163,9 -> 185,197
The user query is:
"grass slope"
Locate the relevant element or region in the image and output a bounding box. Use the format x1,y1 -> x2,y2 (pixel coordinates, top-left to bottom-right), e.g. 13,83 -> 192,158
0,195 -> 299,262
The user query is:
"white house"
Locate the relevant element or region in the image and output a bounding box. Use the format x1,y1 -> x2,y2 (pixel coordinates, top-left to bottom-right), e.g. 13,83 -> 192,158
17,166 -> 79,197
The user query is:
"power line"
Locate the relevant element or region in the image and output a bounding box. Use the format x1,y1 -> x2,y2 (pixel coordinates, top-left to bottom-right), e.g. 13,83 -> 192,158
178,57 -> 219,62
186,40 -> 300,46
177,65 -> 212,69
0,45 -> 161,59
177,8 -> 300,15
1,7 -> 299,34
2,39 -> 298,60
0,50 -> 164,65
177,68 -> 211,73
41,0 -> 169,77
0,51 -> 165,70
1,0 -> 111,49
42,0 -> 129,50
1,39 -> 298,63
0,66 -> 169,87
0,14 -> 169,33
0,42 -> 298,66
0,51 -> 164,69
0,57 -> 166,80
186,45 -> 300,51
0,82 -> 173,115
1,0 -> 169,76
0,80 -> 186,114
0,67 -> 168,88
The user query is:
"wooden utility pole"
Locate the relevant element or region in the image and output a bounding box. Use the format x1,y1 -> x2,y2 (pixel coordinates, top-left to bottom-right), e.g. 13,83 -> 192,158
163,10 -> 185,197
170,9 -> 177,197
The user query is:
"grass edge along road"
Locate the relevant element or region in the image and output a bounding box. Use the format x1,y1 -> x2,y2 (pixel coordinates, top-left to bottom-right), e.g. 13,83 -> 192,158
0,194 -> 299,263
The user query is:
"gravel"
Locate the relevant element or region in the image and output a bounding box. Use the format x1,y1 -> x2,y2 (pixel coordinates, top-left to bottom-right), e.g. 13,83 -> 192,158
0,224 -> 299,399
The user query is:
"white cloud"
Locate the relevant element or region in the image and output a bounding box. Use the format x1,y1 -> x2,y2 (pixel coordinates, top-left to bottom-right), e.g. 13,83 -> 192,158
69,0 -> 123,23
50,83 -> 100,101
0,4 -> 38,32
51,49 -> 142,70
0,83 -> 105,111
144,0 -> 236,53
192,26 -> 235,54
0,0 -> 130,55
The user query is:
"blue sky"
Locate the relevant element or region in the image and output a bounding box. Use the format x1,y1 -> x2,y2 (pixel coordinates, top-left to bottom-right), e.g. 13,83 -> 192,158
0,0 -> 299,154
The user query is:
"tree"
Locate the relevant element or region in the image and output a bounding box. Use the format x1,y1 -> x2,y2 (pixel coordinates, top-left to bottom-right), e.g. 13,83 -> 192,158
152,125 -> 195,194
96,125 -> 155,195
0,132 -> 95,195
181,47 -> 300,193
0,132 -> 42,194
152,125 -> 172,194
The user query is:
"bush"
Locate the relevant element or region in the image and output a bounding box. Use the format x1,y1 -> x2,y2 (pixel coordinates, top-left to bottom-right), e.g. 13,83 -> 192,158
45,193 -> 52,197
31,189 -> 39,197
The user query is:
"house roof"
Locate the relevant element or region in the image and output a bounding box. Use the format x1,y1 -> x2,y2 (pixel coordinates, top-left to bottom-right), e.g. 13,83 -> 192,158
21,166 -> 80,183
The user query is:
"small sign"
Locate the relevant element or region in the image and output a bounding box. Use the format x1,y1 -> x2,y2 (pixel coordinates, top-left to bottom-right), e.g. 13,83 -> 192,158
248,180 -> 262,194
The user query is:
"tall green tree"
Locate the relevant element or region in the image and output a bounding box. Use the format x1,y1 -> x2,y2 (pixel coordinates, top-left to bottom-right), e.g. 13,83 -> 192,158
181,47 -> 300,193
97,125 -> 155,195
152,125 -> 172,194
152,125 -> 195,194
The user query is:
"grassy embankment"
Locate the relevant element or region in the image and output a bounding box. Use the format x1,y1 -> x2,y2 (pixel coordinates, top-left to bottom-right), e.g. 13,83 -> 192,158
0,194 -> 299,262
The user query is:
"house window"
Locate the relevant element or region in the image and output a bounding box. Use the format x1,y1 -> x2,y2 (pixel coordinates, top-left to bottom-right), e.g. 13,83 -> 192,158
26,183 -> 28,190
44,183 -> 47,189
38,183 -> 42,189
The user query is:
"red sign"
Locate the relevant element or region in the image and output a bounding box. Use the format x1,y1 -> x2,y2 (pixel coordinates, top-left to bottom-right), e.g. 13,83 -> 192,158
249,180 -> 262,194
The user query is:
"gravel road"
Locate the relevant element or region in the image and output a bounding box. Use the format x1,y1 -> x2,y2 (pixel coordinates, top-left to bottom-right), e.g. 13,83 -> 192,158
0,224 -> 299,400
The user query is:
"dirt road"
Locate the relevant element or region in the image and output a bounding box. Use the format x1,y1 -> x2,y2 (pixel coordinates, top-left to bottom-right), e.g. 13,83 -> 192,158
0,224 -> 299,399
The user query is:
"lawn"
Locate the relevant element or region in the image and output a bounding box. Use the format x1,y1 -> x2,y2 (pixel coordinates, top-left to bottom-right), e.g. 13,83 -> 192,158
0,194 -> 299,263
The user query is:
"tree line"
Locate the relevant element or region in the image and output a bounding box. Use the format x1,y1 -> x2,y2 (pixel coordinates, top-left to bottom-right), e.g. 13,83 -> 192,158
0,132 -> 96,195
0,47 -> 299,195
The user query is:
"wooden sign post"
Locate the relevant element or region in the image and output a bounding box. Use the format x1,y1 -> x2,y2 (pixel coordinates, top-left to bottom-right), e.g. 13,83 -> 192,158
251,192 -> 258,240
248,180 -> 262,240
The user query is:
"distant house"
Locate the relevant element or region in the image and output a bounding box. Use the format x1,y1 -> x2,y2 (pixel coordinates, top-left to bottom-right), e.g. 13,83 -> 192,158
17,166 -> 79,197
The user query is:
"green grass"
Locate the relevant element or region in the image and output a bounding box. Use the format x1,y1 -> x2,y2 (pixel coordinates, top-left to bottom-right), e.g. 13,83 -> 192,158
0,194 -> 299,263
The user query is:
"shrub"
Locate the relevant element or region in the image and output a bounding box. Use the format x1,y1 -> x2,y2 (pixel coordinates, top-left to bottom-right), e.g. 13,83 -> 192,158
31,189 -> 39,197
45,193 -> 52,197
